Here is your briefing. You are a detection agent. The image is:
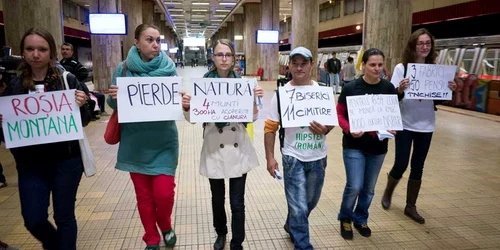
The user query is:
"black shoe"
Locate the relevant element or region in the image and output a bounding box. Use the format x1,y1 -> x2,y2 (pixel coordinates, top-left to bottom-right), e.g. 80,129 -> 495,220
353,223 -> 372,237
144,245 -> 159,250
340,220 -> 353,240
214,235 -> 226,250
283,223 -> 294,243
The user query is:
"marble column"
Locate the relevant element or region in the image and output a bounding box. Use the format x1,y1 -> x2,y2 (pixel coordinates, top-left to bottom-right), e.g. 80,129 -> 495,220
260,0 -> 279,80
89,0 -> 122,91
244,3 -> 261,76
142,0 -> 155,25
121,0 -> 143,58
363,0 -> 412,72
233,14 -> 244,53
3,0 -> 63,56
291,0 -> 319,78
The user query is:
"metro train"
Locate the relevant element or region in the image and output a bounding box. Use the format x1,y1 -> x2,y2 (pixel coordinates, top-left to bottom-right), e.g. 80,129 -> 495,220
278,35 -> 500,115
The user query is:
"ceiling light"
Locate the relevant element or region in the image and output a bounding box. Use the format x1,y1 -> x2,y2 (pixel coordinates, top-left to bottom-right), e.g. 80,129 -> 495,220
170,14 -> 183,17
191,19 -> 204,21
192,15 -> 205,18
234,35 -> 243,40
356,25 -> 361,30
211,19 -> 223,22
192,9 -> 208,12
192,2 -> 209,5
168,9 -> 183,11
216,9 -> 231,12
219,2 -> 236,6
164,1 -> 182,4
212,14 -> 226,18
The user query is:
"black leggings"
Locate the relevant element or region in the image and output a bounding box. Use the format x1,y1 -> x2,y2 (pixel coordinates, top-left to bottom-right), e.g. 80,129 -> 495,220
389,130 -> 433,181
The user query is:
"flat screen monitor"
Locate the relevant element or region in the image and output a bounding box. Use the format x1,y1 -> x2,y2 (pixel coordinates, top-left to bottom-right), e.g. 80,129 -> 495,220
160,43 -> 168,51
89,13 -> 127,35
169,48 -> 179,53
256,30 -> 279,44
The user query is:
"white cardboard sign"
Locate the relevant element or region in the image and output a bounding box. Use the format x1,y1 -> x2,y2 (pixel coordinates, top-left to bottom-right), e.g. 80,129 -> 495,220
405,63 -> 457,100
117,77 -> 184,123
0,90 -> 83,148
278,85 -> 338,128
189,78 -> 255,123
346,94 -> 403,132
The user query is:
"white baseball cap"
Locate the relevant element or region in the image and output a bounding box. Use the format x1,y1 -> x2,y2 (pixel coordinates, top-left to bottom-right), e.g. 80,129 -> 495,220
289,46 -> 313,60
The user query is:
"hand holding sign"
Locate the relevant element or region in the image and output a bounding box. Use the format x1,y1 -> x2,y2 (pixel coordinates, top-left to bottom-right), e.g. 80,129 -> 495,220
109,85 -> 118,99
405,63 -> 457,100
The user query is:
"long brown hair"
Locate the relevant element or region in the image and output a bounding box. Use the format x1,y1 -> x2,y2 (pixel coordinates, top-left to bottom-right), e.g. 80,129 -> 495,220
210,39 -> 236,73
402,28 -> 437,65
19,27 -> 59,90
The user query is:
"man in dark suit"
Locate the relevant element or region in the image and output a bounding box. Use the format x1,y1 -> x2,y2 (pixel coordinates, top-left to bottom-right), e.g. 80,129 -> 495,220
326,52 -> 342,94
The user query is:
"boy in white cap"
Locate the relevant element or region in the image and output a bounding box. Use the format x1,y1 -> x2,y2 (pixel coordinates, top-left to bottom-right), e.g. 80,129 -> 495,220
264,46 -> 334,250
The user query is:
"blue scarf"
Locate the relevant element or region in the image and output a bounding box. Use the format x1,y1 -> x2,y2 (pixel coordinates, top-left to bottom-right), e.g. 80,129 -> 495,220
125,46 -> 177,77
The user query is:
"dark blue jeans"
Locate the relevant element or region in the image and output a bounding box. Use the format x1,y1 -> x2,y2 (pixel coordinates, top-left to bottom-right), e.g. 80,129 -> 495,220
16,156 -> 83,250
209,174 -> 247,250
283,155 -> 326,250
338,149 -> 386,225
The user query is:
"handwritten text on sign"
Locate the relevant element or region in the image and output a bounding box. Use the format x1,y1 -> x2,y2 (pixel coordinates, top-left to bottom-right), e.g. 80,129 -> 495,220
346,94 -> 403,132
190,78 -> 254,123
0,90 -> 83,149
117,77 -> 184,123
278,86 -> 338,128
405,63 -> 456,100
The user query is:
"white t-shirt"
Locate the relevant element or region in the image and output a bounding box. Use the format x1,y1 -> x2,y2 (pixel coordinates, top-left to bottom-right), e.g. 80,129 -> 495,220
391,63 -> 436,132
268,81 -> 327,162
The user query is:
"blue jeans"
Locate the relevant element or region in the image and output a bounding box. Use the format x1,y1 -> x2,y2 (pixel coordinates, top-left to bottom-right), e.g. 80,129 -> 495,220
338,149 -> 386,225
283,155 -> 326,250
16,157 -> 83,250
329,73 -> 340,93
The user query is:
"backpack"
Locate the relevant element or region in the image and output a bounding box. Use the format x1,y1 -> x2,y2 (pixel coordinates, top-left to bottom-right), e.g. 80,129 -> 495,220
275,90 -> 285,149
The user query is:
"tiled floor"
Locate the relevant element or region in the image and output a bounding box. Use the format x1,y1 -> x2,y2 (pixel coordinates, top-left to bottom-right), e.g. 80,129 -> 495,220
1,66 -> 500,249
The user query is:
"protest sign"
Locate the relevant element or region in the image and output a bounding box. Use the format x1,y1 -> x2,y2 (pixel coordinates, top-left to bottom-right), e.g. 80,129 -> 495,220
278,85 -> 338,128
405,63 -> 457,100
189,78 -> 254,123
117,77 -> 184,123
0,90 -> 83,149
346,94 -> 403,132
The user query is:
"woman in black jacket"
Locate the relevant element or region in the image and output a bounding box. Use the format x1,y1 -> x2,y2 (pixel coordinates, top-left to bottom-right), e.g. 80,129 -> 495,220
0,27 -> 90,250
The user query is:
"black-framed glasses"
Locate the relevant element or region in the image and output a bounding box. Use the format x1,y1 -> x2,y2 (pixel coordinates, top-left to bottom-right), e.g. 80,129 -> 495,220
214,53 -> 233,59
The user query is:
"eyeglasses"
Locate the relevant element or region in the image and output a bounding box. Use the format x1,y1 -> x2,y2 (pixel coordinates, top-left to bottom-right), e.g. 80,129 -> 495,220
214,53 -> 233,59
416,42 -> 432,48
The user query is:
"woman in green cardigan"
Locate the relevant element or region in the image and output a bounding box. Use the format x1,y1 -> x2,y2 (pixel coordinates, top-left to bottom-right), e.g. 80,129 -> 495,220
107,24 -> 178,250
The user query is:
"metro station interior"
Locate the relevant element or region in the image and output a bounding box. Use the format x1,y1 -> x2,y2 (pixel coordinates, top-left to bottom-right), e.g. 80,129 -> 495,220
0,0 -> 499,249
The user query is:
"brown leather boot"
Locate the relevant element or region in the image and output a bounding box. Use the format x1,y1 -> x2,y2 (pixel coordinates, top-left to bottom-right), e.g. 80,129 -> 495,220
404,179 -> 425,224
381,174 -> 400,209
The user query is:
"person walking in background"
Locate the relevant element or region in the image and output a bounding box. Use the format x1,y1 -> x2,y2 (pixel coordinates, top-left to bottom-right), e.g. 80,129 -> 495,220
381,28 -> 457,224
326,52 -> 342,94
342,57 -> 356,84
107,24 -> 179,250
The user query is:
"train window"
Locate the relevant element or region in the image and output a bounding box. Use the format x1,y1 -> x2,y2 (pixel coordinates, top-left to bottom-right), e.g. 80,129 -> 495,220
480,49 -> 499,77
443,49 -> 458,65
459,49 -> 476,75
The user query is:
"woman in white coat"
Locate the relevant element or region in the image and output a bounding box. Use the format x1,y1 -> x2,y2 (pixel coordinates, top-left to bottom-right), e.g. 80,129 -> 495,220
181,39 -> 264,250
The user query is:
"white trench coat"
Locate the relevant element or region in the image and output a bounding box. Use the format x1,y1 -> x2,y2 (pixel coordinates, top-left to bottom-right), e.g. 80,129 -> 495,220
199,122 -> 259,179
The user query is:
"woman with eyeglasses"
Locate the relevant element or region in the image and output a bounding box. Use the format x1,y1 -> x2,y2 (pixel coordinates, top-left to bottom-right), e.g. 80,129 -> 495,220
181,39 -> 263,250
381,28 -> 457,224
